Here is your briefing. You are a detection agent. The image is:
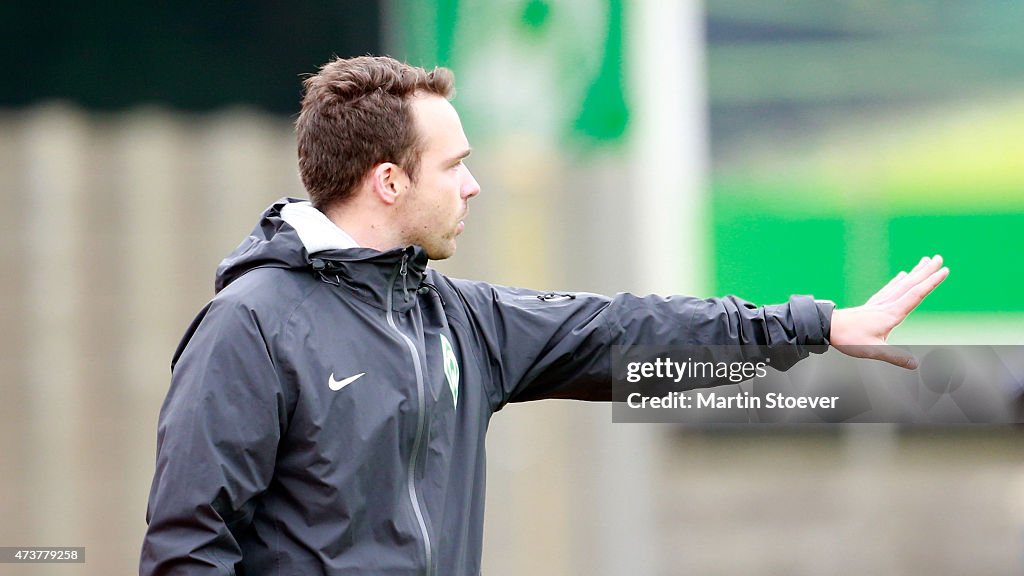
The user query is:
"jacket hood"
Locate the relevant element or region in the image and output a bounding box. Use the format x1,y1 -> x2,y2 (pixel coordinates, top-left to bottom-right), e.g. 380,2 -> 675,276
215,198 -> 306,293
215,197 -> 428,298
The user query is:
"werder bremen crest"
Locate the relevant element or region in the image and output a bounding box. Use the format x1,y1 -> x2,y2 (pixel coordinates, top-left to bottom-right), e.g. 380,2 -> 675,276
440,334 -> 460,409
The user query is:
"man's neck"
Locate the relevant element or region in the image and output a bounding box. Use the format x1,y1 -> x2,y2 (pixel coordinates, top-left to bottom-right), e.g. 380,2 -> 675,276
323,201 -> 405,253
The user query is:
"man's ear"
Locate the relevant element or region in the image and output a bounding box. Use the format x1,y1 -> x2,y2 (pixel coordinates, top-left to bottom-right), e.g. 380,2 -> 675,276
370,162 -> 409,206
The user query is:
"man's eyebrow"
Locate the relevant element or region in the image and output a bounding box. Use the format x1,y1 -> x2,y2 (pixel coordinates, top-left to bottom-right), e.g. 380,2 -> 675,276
450,148 -> 472,163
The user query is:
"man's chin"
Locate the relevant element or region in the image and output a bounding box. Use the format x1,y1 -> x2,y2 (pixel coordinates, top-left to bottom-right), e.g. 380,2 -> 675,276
424,242 -> 456,261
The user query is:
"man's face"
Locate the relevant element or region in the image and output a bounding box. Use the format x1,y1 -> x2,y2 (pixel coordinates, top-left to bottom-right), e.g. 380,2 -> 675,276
395,94 -> 480,260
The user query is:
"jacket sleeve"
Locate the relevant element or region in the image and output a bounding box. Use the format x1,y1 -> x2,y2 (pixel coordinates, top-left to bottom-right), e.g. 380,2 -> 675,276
140,298 -> 287,576
445,279 -> 834,408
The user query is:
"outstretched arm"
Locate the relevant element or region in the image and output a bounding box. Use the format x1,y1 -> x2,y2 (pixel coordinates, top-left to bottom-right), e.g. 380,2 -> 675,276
830,255 -> 949,369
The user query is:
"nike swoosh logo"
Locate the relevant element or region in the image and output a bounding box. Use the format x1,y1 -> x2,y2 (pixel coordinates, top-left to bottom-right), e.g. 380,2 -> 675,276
329,372 -> 365,391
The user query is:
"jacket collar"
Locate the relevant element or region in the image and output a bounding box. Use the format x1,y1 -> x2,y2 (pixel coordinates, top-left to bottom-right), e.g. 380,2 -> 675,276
309,245 -> 428,311
279,202 -> 429,310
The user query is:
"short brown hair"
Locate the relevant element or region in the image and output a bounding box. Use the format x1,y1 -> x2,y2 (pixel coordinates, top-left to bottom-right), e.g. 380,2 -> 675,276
296,55 -> 455,209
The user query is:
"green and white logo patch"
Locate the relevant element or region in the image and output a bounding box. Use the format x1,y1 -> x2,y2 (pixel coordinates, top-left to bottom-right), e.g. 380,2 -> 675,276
440,334 -> 460,409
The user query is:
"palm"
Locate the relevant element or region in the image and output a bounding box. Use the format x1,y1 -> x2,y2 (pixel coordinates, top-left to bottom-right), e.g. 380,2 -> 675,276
830,255 -> 949,368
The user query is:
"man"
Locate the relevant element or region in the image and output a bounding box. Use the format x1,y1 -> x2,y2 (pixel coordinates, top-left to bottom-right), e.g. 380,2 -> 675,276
140,56 -> 948,575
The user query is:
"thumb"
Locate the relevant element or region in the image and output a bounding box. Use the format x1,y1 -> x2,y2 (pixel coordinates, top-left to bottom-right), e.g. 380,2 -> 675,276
873,345 -> 918,370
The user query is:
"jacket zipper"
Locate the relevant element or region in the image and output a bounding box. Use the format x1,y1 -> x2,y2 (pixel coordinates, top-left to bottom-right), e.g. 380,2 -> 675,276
386,250 -> 433,576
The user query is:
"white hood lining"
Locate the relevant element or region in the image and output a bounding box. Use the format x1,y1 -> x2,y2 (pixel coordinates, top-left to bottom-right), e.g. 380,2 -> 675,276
280,201 -> 360,254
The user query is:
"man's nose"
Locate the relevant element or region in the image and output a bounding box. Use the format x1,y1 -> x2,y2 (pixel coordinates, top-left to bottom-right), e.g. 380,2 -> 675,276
462,170 -> 481,199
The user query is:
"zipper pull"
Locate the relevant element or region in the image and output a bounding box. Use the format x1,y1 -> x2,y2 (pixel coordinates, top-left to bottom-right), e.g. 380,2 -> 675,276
310,258 -> 340,286
400,252 -> 410,302
537,292 -> 576,302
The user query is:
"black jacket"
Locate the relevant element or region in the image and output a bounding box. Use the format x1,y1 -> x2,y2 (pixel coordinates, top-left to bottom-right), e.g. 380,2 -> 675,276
141,198 -> 834,575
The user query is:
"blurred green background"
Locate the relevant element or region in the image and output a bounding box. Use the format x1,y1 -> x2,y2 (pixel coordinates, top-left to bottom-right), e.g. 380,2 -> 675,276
6,1 -> 1019,311
705,0 -> 1024,310
388,0 -> 1024,312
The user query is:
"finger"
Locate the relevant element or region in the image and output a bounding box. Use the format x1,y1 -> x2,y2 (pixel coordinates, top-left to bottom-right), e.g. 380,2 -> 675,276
866,271 -> 907,306
902,255 -> 941,289
870,257 -> 930,305
893,266 -> 950,317
837,343 -> 919,369
886,255 -> 943,303
872,345 -> 919,370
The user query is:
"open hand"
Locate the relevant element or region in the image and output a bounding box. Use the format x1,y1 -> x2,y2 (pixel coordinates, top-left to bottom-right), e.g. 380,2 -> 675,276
829,255 -> 949,369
